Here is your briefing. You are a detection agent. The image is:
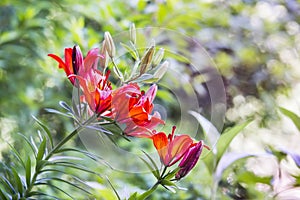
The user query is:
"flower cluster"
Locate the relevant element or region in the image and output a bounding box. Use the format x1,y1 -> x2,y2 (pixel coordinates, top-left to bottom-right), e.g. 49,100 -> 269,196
48,45 -> 164,137
49,35 -> 208,187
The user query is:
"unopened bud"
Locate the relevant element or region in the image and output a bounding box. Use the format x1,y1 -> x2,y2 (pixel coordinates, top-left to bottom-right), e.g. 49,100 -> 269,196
104,32 -> 115,58
140,46 -> 155,75
99,39 -> 109,69
129,23 -> 136,45
153,60 -> 169,81
152,48 -> 164,67
72,45 -> 83,74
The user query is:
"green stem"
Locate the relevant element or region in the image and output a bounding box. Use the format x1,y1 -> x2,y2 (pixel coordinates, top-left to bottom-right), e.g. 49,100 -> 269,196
24,114 -> 98,197
138,181 -> 159,200
160,166 -> 168,178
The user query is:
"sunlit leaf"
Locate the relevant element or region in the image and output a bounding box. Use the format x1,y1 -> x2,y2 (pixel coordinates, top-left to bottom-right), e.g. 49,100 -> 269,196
106,176 -> 121,200
237,171 -> 272,185
128,192 -> 138,200
279,107 -> 300,132
203,120 -> 252,174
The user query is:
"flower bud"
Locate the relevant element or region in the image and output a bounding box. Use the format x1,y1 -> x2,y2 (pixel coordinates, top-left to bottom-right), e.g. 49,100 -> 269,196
104,31 -> 115,58
72,45 -> 83,75
129,23 -> 136,45
140,46 -> 155,75
153,60 -> 169,81
99,39 -> 109,69
152,48 -> 164,67
175,141 -> 204,180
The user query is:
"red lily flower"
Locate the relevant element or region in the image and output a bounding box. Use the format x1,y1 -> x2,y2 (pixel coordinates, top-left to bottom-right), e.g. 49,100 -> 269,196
48,45 -> 100,85
151,126 -> 193,166
112,84 -> 164,138
175,140 -> 209,180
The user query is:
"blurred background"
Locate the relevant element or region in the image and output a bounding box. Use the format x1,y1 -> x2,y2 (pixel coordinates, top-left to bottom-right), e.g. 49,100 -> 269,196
1,0 -> 300,199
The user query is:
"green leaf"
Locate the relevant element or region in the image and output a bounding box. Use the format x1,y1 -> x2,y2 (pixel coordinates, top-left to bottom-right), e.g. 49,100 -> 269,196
128,192 -> 138,200
137,184 -> 158,200
237,171 -> 272,185
106,176 -> 121,200
44,108 -> 74,118
0,189 -> 9,200
161,179 -> 176,187
26,191 -> 60,200
25,157 -> 31,188
139,157 -> 160,179
142,151 -> 159,174
36,137 -> 47,161
6,142 -> 26,169
163,168 -> 180,180
0,175 -> 16,194
216,119 -> 252,162
32,115 -> 53,148
11,167 -> 23,195
47,161 -> 102,178
279,107 -> 300,132
17,133 -> 36,157
120,42 -> 139,60
29,183 -> 74,199
36,177 -> 92,195
203,120 -> 252,174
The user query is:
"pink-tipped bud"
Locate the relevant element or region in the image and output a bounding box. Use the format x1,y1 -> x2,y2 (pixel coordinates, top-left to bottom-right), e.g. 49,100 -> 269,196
175,141 -> 204,180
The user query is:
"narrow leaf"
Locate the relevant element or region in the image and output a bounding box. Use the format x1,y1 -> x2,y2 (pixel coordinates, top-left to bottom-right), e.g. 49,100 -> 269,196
128,192 -> 138,200
25,157 -> 31,188
6,142 -> 25,169
32,116 -> 53,148
279,107 -> 300,132
29,183 -> 75,199
142,151 -> 159,172
120,42 -> 138,60
44,108 -> 73,118
36,137 -> 47,161
11,167 -> 23,195
59,101 -> 73,113
106,176 -> 121,200
17,133 -> 36,156
36,177 -> 92,195
0,189 -> 9,200
0,176 -> 16,194
216,120 -> 252,161
140,157 -> 159,179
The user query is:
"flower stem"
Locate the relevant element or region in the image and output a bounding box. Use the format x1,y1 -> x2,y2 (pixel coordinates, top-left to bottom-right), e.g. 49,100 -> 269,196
138,181 -> 159,200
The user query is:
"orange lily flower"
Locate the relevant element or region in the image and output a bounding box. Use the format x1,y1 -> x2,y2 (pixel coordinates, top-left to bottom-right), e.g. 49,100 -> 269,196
112,84 -> 164,138
151,126 -> 193,166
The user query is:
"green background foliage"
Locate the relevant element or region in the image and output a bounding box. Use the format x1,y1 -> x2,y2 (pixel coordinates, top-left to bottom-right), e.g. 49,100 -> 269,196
1,0 -> 300,199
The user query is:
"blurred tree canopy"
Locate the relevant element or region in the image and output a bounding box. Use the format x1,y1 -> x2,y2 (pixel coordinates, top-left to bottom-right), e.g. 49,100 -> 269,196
1,0 -> 300,199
